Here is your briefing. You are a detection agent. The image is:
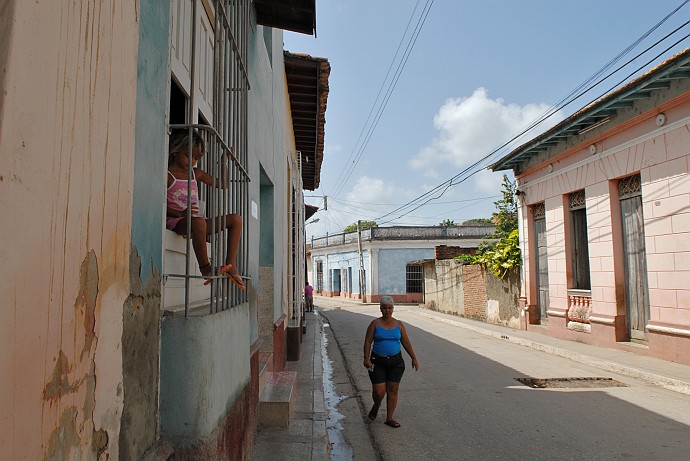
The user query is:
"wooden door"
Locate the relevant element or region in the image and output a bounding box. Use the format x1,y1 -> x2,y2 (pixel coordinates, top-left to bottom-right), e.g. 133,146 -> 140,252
534,204 -> 549,322
619,175 -> 649,341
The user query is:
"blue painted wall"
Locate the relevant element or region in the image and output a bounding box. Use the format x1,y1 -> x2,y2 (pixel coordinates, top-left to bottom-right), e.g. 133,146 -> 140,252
378,248 -> 433,294
319,251 -> 369,294
132,0 -> 169,278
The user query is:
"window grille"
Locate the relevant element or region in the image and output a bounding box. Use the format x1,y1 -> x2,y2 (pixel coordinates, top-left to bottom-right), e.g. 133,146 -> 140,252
316,261 -> 323,293
166,0 -> 251,317
406,264 -> 423,294
289,157 -> 306,324
532,202 -> 546,219
618,174 -> 642,199
569,189 -> 586,211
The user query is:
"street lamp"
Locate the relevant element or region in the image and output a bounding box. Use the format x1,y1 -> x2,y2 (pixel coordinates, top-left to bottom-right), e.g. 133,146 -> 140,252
306,218 -> 320,225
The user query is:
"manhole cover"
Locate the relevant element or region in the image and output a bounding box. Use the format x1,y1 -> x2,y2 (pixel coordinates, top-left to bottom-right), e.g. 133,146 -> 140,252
516,377 -> 627,389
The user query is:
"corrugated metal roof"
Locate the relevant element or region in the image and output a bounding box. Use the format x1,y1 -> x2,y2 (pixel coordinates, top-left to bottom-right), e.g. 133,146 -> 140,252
491,48 -> 690,172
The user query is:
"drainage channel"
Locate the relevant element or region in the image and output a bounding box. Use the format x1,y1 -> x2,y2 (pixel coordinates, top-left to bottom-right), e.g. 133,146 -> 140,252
516,377 -> 628,389
321,319 -> 354,460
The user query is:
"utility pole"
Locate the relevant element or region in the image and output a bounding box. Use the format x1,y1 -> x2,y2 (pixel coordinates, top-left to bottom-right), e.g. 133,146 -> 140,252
357,220 -> 366,303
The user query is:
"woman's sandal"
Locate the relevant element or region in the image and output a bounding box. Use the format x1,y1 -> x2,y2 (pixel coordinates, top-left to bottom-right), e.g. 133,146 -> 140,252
368,406 -> 379,421
203,264 -> 233,286
225,266 -> 246,291
384,420 -> 401,428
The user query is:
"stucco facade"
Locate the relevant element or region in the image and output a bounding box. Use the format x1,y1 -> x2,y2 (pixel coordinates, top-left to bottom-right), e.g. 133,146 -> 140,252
493,49 -> 690,365
1,1 -> 323,459
1,2 -> 139,459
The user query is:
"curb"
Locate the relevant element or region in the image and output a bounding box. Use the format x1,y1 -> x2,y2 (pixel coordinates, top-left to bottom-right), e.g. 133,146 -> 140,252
409,309 -> 690,396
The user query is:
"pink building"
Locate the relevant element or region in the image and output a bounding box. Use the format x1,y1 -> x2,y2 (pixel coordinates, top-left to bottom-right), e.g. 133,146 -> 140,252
492,49 -> 690,365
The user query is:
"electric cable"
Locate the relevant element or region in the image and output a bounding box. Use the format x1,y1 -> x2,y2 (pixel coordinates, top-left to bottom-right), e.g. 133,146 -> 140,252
373,10 -> 690,224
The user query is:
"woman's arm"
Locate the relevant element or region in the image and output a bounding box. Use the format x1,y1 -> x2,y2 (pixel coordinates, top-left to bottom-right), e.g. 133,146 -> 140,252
363,320 -> 376,369
399,322 -> 419,371
195,147 -> 236,188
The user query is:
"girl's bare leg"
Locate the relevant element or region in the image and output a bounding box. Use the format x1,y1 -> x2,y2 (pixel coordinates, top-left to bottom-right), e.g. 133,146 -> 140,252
174,217 -> 210,275
224,213 -> 242,269
204,214 -> 243,284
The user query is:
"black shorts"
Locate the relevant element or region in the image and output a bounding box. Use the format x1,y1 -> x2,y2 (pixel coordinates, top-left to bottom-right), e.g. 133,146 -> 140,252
368,352 -> 405,384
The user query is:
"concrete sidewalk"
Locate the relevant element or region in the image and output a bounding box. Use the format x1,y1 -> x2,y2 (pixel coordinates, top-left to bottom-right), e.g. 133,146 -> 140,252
254,311 -> 330,460
314,295 -> 690,396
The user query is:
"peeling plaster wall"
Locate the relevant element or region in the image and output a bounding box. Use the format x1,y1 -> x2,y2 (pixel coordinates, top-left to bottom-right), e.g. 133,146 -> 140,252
120,1 -> 170,457
0,2 -> 139,460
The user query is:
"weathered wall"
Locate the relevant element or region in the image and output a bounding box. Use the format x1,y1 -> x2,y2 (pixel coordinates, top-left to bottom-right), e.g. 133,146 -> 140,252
378,248 -> 434,294
423,263 -> 520,327
0,2 -> 139,459
160,304 -> 251,440
464,265 -> 488,320
422,260 -> 465,316
119,1 -> 171,458
485,268 -> 520,327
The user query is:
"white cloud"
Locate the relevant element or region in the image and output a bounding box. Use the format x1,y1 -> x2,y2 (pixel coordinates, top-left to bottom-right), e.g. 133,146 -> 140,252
307,176 -> 415,238
344,175 -> 407,205
410,88 -> 564,179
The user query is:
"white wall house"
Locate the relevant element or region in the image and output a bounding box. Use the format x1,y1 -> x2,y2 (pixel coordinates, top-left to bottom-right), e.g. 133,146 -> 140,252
310,226 -> 494,304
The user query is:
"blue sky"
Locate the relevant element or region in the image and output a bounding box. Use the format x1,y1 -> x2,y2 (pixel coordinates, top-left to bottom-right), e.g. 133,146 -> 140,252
283,1 -> 690,238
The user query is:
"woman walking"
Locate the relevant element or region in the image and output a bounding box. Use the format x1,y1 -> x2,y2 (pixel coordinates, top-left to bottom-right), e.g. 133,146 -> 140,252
363,296 -> 419,428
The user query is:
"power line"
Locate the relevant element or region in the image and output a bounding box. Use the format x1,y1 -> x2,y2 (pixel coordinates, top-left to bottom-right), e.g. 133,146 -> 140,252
373,6 -> 690,224
329,0 -> 423,196
330,0 -> 436,197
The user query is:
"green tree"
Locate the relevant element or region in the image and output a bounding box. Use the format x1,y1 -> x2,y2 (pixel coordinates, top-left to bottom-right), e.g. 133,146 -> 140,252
343,220 -> 378,233
493,174 -> 518,239
458,175 -> 520,278
439,219 -> 456,226
462,218 -> 493,226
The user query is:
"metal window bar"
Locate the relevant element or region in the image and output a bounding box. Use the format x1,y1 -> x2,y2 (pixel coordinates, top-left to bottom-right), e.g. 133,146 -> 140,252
166,0 -> 251,317
406,264 -> 423,294
289,152 -> 306,326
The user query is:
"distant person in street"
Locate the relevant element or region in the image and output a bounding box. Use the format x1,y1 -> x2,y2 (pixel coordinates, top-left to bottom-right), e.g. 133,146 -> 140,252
305,281 -> 314,312
363,296 -> 419,428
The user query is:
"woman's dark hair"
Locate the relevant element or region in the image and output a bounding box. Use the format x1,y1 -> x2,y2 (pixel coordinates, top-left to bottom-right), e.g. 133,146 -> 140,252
169,128 -> 205,164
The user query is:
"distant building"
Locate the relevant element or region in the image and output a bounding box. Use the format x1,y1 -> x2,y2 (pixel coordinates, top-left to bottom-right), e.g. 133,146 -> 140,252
310,226 -> 494,303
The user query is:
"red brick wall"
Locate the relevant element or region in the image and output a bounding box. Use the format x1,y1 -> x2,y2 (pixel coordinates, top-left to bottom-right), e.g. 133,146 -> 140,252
435,245 -> 476,260
463,265 -> 487,320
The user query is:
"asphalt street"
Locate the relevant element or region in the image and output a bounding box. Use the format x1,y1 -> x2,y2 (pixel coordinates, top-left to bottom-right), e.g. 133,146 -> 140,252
319,301 -> 690,461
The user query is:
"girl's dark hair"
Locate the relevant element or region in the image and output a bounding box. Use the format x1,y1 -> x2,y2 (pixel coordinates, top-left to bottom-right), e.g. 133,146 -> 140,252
169,128 -> 205,164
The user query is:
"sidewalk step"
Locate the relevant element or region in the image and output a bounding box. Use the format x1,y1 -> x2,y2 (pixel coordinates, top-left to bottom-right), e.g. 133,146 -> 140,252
258,352 -> 273,395
259,371 -> 297,428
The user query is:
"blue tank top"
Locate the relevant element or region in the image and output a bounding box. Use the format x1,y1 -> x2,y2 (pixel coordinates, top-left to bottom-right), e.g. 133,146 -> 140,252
372,322 -> 402,356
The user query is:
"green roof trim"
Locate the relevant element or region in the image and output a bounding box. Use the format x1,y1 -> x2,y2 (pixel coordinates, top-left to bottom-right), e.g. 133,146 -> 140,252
491,48 -> 690,172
